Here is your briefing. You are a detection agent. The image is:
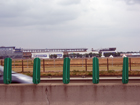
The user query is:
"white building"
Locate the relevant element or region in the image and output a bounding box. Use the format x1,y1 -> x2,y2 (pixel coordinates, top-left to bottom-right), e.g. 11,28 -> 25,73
68,51 -> 99,55
31,52 -> 63,59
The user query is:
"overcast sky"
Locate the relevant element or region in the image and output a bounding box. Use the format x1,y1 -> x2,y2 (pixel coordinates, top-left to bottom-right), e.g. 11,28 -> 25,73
0,0 -> 140,52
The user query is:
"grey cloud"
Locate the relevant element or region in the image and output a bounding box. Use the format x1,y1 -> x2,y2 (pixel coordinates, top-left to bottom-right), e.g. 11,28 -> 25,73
0,0 -> 140,51
58,0 -> 81,5
124,0 -> 140,5
0,0 -> 80,27
0,1 -> 29,17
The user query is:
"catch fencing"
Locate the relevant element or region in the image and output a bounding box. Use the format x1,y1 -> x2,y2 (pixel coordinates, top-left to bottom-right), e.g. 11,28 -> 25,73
0,57 -> 140,72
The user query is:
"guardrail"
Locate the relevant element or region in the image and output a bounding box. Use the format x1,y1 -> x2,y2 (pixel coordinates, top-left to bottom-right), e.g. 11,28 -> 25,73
33,58 -> 40,84
3,57 -> 129,84
3,58 -> 12,84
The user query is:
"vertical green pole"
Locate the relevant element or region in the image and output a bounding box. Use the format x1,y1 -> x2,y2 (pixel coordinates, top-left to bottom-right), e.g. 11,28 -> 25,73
3,58 -> 12,84
63,57 -> 70,84
33,58 -> 40,84
92,57 -> 99,84
122,57 -> 129,84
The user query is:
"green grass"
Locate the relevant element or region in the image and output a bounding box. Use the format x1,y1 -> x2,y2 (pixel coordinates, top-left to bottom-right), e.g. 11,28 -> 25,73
108,70 -> 115,73
88,72 -> 92,76
21,70 -> 140,77
13,66 -> 140,77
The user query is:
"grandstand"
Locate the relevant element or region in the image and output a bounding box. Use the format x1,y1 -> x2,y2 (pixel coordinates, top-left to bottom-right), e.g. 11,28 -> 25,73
23,48 -> 88,58
98,48 -> 117,57
0,46 -> 23,59
0,46 -> 119,59
22,48 -> 88,53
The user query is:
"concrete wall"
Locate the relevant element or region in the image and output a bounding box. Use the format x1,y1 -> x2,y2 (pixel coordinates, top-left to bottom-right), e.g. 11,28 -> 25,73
0,83 -> 140,105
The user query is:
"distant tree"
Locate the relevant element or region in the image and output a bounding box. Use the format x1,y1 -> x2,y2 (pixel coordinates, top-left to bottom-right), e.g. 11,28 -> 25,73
85,54 -> 89,58
49,55 -> 53,59
79,54 -> 83,58
99,53 -> 102,57
77,53 -> 80,58
54,54 -> 57,58
77,53 -> 82,58
89,53 -> 92,58
73,53 -> 76,58
49,54 -> 57,59
115,52 -> 120,57
92,53 -> 99,57
63,54 -> 68,58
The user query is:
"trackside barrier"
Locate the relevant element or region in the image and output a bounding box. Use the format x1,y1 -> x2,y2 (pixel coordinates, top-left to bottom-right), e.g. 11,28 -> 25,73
92,57 -> 99,84
2,57 -> 131,84
63,57 -> 70,84
3,58 -> 12,84
33,58 -> 40,84
122,57 -> 129,84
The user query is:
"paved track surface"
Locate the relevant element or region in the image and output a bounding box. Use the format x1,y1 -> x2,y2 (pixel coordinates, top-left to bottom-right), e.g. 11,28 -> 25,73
40,76 -> 140,83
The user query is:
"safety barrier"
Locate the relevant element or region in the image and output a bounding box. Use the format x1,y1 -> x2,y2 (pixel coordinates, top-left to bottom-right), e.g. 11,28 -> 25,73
92,57 -> 99,84
33,58 -> 40,84
63,58 -> 70,84
122,57 -> 129,84
3,57 -> 129,84
3,58 -> 12,84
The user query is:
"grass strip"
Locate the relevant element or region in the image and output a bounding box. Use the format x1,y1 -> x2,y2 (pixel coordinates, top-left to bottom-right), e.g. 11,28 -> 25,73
22,70 -> 140,77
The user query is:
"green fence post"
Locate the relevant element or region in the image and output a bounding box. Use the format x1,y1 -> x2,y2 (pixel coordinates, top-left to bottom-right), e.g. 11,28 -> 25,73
63,57 -> 70,84
122,57 -> 129,84
3,58 -> 12,84
92,57 -> 99,84
33,58 -> 40,84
